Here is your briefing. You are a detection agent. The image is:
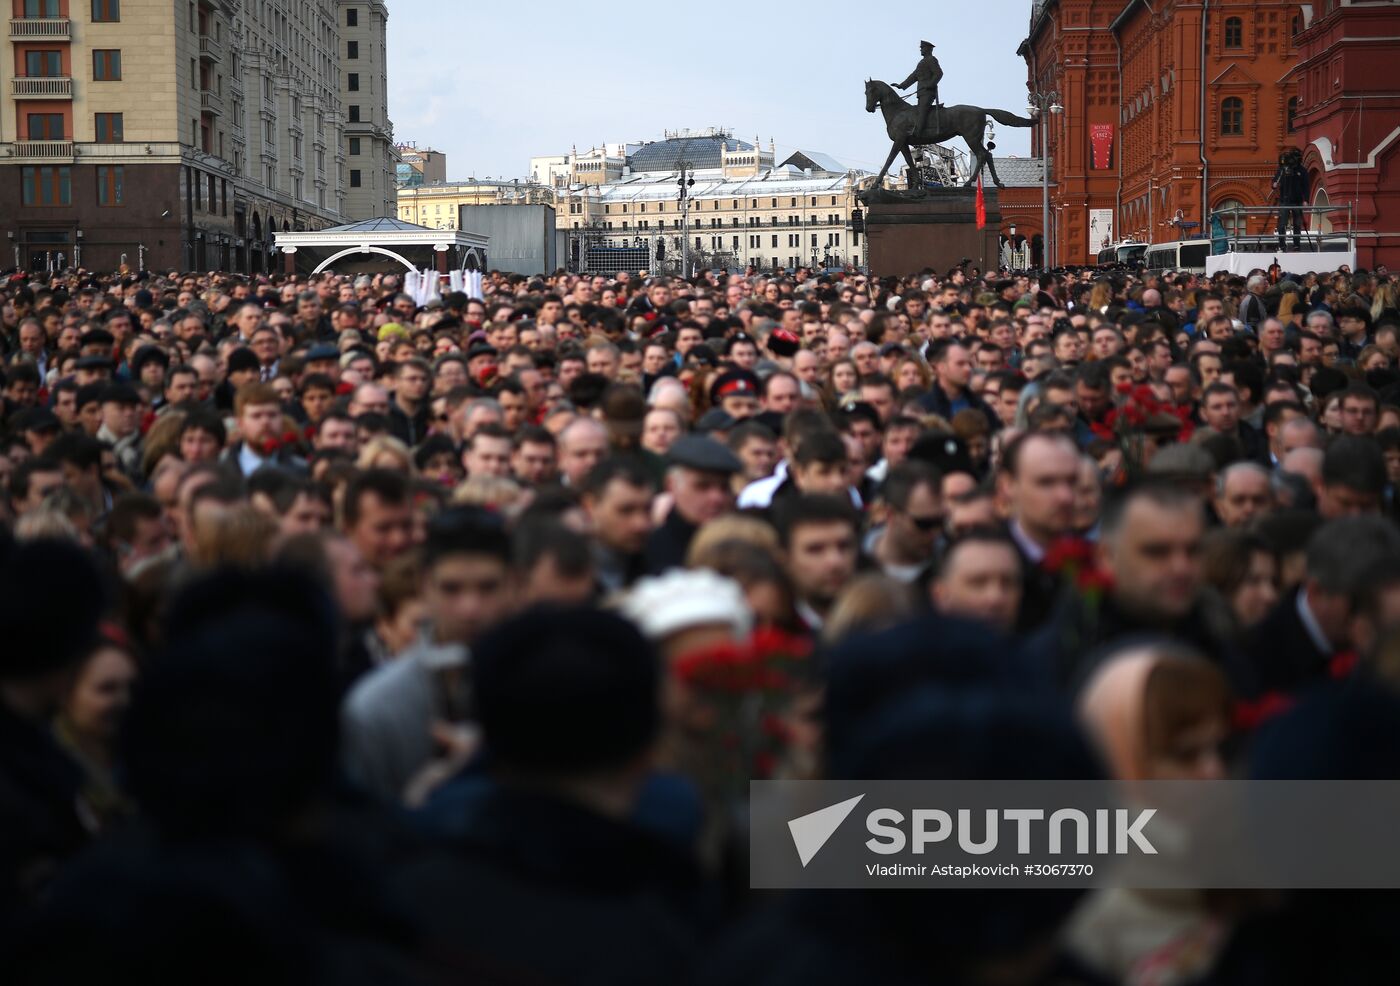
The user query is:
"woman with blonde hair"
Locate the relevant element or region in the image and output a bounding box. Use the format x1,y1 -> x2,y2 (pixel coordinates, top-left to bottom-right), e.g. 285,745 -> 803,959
1358,344 -> 1391,373
451,474 -> 527,514
1276,288 -> 1304,328
824,359 -> 860,413
140,410 -> 186,479
686,514 -> 782,567
893,355 -> 933,393
191,504 -> 280,568
1371,279 -> 1399,322
1086,279 -> 1113,314
823,573 -> 917,644
356,434 -> 415,473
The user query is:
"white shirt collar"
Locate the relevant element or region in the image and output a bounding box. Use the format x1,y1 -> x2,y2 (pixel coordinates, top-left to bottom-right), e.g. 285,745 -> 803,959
1296,587 -> 1333,656
238,443 -> 268,477
1009,519 -> 1047,564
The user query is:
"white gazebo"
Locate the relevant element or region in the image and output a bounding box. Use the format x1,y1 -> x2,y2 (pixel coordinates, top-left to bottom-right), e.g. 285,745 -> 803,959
273,217 -> 489,276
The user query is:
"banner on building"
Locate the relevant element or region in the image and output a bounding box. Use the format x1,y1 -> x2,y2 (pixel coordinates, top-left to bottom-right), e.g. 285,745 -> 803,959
1090,124 -> 1115,170
1089,210 -> 1115,253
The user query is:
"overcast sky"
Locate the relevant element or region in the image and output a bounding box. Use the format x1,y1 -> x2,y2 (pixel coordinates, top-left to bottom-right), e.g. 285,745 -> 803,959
385,1 -> 1038,181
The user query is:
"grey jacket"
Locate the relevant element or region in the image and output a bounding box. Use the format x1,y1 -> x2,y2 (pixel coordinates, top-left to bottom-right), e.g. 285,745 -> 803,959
340,632 -> 467,803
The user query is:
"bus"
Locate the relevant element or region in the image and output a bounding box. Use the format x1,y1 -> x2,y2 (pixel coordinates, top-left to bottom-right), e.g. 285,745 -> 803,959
1142,239 -> 1211,274
1096,241 -> 1148,266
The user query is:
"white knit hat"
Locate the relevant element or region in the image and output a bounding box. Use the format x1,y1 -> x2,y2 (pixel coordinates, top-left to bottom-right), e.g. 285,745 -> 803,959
619,569 -> 753,642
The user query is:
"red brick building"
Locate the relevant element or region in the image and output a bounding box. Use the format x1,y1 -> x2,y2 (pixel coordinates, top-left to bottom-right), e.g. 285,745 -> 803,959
1291,0 -> 1400,269
1017,0 -> 1304,265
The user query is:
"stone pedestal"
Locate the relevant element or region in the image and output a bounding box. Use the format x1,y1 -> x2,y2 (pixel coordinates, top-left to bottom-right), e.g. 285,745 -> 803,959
864,188 -> 1001,276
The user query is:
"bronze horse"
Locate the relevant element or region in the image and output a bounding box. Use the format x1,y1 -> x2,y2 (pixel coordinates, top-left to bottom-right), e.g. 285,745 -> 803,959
864,79 -> 1035,189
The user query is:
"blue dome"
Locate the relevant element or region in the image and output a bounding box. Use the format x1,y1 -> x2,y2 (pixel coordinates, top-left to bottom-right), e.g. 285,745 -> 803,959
628,135 -> 755,173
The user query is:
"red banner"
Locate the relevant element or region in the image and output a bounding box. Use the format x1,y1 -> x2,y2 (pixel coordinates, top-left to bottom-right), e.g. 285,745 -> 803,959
1090,124 -> 1114,170
975,174 -> 986,230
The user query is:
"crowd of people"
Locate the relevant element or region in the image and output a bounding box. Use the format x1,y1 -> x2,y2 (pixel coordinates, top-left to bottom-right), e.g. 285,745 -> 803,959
3,257 -> 1400,985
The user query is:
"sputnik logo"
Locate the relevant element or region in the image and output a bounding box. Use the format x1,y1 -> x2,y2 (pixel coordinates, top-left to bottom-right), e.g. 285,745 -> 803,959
788,794 -> 865,867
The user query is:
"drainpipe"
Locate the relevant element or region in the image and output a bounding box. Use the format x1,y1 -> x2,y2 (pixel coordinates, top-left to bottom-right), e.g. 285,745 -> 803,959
1200,0 -> 1211,226
1114,29 -> 1123,243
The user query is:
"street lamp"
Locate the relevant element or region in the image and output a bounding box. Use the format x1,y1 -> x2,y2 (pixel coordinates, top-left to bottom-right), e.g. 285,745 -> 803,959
1028,90 -> 1063,268
677,161 -> 695,279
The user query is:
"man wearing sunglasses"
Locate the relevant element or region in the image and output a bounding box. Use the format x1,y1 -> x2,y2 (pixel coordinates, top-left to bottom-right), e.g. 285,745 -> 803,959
866,461 -> 945,584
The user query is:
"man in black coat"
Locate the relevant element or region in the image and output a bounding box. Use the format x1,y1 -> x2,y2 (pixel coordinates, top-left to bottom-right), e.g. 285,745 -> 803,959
1246,515 -> 1400,695
0,537 -> 105,920
1272,147 -> 1310,251
1024,479 -> 1257,696
644,436 -> 741,574
916,340 -> 1001,433
997,431 -> 1080,634
393,608 -> 708,986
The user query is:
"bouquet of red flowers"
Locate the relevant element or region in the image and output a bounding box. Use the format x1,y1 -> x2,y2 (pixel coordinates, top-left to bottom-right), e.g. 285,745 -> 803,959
1042,536 -> 1114,600
671,627 -> 814,804
257,429 -> 303,457
1090,383 -> 1195,479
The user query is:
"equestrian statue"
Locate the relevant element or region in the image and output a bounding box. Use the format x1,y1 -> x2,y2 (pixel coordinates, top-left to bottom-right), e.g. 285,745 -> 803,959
865,39 -> 1037,195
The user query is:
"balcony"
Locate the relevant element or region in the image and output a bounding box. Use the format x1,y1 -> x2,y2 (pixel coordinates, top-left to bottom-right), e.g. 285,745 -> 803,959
199,34 -> 221,61
9,18 -> 71,40
10,77 -> 73,99
201,90 -> 224,115
1,140 -> 75,163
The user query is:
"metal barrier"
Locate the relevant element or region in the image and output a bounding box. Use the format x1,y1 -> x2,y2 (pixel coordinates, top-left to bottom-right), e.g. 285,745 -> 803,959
1210,202 -> 1354,254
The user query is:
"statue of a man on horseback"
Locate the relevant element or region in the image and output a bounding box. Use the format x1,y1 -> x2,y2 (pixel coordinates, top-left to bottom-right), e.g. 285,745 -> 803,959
863,73 -> 1035,195
896,40 -> 942,139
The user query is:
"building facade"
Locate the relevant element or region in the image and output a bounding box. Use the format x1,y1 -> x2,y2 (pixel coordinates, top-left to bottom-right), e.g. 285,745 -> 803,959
1,0 -> 395,274
395,141 -> 444,187
397,179 -> 554,229
338,0 -> 393,220
1020,0 -> 1303,265
548,131 -> 866,273
1292,0 -> 1400,269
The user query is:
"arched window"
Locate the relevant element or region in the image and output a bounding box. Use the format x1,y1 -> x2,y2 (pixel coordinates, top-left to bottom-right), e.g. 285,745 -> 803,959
1287,96 -> 1299,133
1224,17 -> 1243,48
1291,13 -> 1303,37
1221,97 -> 1245,136
1215,198 -> 1248,239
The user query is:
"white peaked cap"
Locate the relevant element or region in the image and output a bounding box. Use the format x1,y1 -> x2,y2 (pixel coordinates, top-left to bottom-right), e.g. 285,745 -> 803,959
620,569 -> 754,643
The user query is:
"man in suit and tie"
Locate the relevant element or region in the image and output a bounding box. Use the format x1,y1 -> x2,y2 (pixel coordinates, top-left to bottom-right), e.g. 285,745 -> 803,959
998,431 -> 1079,633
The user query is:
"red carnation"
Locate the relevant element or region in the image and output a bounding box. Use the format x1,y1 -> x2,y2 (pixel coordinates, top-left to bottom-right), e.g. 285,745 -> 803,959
1074,567 -> 1114,594
1043,536 -> 1094,573
1231,692 -> 1295,732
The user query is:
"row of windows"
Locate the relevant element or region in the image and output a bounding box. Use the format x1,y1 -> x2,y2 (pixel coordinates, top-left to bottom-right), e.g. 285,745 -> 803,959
22,0 -> 119,20
23,112 -> 124,141
1217,96 -> 1298,137
187,167 -> 231,217
601,195 -> 841,214
20,166 -> 123,206
21,50 -> 121,80
695,236 -> 843,252
579,214 -> 848,229
1220,13 -> 1305,49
